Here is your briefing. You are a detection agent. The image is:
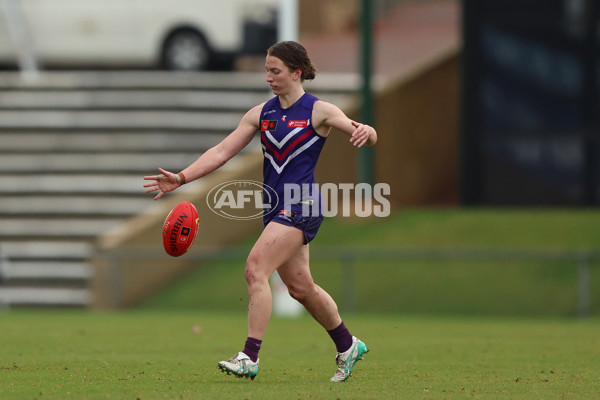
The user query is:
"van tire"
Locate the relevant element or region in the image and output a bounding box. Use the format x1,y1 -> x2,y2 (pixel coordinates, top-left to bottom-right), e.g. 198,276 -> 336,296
161,28 -> 211,71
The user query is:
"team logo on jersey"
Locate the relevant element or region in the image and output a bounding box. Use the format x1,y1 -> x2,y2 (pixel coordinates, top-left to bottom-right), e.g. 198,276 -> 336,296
282,115 -> 287,121
287,120 -> 308,128
261,120 -> 278,131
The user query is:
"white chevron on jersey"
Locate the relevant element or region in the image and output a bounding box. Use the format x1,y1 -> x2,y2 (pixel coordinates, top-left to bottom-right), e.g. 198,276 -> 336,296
262,136 -> 321,174
263,124 -> 306,149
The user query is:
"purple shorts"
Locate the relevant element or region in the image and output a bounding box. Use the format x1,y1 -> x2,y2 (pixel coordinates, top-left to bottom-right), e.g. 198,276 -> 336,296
267,210 -> 324,244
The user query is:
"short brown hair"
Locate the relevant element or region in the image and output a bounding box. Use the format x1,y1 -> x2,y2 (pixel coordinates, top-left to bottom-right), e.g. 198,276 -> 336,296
267,41 -> 317,81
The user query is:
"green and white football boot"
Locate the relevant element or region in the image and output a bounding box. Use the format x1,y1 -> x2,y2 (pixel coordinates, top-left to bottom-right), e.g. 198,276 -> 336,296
218,352 -> 259,380
330,336 -> 368,382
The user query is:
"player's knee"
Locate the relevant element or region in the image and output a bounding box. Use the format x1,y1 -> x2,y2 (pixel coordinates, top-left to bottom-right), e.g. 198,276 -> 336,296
245,255 -> 267,286
244,263 -> 258,286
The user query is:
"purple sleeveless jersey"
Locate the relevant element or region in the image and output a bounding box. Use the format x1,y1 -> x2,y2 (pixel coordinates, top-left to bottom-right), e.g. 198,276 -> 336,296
260,92 -> 326,226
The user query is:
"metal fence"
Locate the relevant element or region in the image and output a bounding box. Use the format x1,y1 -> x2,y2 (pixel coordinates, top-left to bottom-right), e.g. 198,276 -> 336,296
98,246 -> 597,318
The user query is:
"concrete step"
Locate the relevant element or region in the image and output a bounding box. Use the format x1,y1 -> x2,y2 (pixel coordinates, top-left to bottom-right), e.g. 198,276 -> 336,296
0,173 -> 203,195
0,71 -> 272,90
0,287 -> 92,306
0,152 -> 206,173
0,131 -> 225,152
0,217 -> 126,239
0,241 -> 93,260
0,71 -> 359,92
0,110 -> 242,131
1,261 -> 93,280
0,196 -> 151,216
0,90 -> 351,111
0,90 -> 272,110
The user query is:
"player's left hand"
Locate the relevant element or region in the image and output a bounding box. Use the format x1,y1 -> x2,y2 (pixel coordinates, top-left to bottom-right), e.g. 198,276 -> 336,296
349,121 -> 376,148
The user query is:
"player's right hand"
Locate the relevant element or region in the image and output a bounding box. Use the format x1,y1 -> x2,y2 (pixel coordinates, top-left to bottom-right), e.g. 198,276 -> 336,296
143,167 -> 179,200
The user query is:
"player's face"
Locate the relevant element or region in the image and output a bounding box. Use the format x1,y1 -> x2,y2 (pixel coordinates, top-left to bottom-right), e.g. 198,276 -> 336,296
265,55 -> 300,96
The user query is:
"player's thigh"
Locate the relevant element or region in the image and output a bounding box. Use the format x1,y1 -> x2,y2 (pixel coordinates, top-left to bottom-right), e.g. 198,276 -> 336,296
246,221 -> 305,279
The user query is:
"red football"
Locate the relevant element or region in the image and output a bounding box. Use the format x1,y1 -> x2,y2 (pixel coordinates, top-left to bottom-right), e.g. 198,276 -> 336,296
162,202 -> 199,257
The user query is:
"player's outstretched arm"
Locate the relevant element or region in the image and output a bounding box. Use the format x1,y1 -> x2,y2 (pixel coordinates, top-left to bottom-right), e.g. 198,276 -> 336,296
313,101 -> 377,148
143,104 -> 262,200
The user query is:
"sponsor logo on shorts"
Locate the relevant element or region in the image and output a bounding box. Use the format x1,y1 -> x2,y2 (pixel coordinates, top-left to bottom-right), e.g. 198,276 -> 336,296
277,209 -> 295,222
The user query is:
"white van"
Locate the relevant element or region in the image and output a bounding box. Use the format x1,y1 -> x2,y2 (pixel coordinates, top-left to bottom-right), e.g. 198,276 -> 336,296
0,0 -> 278,70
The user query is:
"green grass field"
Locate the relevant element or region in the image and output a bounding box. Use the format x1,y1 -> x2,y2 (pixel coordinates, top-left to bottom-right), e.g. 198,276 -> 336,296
3,209 -> 600,399
1,311 -> 599,400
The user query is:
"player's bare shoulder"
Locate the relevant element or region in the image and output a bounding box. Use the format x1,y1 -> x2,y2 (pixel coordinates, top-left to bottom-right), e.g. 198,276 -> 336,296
244,102 -> 266,128
312,100 -> 341,122
312,99 -> 354,137
312,100 -> 343,136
